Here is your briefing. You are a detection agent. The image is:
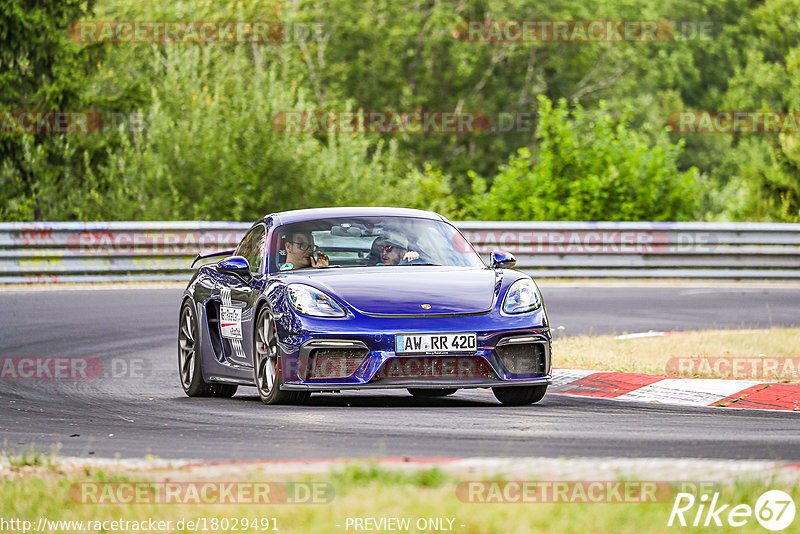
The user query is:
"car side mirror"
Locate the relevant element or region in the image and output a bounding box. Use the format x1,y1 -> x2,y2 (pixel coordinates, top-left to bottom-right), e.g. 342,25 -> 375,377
490,250 -> 516,269
217,255 -> 252,281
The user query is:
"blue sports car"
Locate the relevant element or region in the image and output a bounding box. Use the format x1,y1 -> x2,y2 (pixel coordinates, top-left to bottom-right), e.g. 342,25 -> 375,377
178,207 -> 551,405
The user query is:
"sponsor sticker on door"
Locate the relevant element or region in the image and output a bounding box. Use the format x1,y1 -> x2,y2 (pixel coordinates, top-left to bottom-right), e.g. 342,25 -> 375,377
220,306 -> 242,340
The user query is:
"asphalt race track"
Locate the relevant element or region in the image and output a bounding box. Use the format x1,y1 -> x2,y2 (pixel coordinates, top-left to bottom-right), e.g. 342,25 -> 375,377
1,283 -> 799,461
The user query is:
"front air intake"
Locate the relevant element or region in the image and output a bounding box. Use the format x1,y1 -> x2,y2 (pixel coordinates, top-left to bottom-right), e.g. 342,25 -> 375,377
305,347 -> 368,380
496,340 -> 549,375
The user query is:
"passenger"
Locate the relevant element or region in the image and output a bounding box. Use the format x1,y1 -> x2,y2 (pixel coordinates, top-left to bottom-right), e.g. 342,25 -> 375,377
281,230 -> 329,270
366,238 -> 383,266
373,232 -> 419,265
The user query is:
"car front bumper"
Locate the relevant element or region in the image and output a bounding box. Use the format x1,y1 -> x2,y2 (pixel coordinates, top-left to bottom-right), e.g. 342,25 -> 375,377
275,309 -> 552,390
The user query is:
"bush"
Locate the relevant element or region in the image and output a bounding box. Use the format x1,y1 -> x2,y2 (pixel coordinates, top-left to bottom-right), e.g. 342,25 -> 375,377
463,95 -> 701,221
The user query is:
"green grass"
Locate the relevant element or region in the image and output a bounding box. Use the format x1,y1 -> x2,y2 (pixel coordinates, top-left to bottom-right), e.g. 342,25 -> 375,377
4,445 -> 60,468
329,462 -> 450,489
1,461 -> 797,533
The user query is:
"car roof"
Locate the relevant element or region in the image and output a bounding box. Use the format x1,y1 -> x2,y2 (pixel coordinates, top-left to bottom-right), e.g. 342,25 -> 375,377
264,206 -> 446,226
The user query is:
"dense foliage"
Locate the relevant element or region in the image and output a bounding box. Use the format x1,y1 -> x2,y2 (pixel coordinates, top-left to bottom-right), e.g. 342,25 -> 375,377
464,96 -> 700,221
1,0 -> 798,222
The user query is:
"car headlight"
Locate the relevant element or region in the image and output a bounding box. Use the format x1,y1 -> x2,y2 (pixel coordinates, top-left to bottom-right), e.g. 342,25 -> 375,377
502,279 -> 542,314
286,284 -> 346,317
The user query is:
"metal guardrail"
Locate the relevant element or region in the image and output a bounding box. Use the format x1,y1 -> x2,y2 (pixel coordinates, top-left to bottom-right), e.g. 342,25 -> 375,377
0,221 -> 799,283
0,221 -> 246,284
457,221 -> 800,279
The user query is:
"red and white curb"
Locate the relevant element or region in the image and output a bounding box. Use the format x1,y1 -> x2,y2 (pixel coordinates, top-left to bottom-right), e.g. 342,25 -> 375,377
551,369 -> 800,411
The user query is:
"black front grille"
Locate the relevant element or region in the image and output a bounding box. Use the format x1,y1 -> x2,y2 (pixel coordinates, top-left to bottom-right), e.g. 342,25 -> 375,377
371,356 -> 494,382
305,348 -> 368,379
496,343 -> 548,374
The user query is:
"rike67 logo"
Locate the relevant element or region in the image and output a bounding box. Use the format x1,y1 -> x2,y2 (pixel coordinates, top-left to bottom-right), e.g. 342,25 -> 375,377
668,490 -> 795,531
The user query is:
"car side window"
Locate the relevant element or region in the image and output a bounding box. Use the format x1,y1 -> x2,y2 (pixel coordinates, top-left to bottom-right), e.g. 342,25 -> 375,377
236,225 -> 266,274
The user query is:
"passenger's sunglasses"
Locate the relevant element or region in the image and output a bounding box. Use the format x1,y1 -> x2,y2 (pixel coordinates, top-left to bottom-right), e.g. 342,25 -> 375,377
290,241 -> 313,251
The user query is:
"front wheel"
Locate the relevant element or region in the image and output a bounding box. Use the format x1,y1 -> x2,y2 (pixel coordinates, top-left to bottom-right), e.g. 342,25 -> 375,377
253,307 -> 309,405
178,301 -> 237,398
492,385 -> 547,406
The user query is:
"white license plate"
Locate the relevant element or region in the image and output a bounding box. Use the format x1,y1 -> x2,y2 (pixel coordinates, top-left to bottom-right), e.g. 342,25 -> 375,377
395,333 -> 477,355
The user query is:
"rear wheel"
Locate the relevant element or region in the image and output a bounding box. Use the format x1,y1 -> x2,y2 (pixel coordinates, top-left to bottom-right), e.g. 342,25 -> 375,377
254,307 -> 309,405
492,385 -> 547,406
179,301 -> 237,398
407,388 -> 457,397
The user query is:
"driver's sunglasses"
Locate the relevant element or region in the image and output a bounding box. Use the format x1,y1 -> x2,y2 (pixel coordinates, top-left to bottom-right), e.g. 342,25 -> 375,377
290,241 -> 313,251
379,244 -> 396,252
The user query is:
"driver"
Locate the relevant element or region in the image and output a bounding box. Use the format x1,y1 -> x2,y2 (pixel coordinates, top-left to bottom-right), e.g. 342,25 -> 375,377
374,232 -> 419,265
282,230 -> 329,270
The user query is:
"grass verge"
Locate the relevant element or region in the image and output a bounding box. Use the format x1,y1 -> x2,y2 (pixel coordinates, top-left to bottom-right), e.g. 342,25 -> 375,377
554,327 -> 800,381
1,461 -> 797,533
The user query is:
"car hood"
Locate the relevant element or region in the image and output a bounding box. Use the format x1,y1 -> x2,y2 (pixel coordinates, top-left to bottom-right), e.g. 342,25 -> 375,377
284,266 -> 500,316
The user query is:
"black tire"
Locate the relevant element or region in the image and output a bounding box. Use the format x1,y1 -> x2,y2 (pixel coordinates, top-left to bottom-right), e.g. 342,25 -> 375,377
407,388 -> 458,397
179,301 -> 237,398
254,306 -> 308,405
492,385 -> 547,406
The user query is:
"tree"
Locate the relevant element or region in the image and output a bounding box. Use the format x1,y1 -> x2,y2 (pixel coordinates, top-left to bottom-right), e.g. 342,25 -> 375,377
0,0 -> 96,220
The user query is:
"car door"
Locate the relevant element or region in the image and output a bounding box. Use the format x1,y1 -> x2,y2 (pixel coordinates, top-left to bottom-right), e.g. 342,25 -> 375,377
216,224 -> 267,369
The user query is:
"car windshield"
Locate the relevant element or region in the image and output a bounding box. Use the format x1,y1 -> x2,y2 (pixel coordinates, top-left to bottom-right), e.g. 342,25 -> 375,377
270,216 -> 484,272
